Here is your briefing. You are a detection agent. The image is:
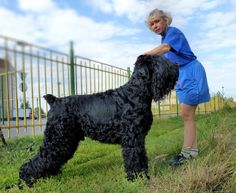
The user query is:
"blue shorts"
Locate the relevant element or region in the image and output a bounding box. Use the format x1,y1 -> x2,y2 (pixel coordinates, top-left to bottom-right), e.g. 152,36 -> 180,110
175,60 -> 210,105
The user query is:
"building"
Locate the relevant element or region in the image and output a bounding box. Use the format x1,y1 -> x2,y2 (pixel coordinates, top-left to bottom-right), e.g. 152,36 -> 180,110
0,58 -> 15,120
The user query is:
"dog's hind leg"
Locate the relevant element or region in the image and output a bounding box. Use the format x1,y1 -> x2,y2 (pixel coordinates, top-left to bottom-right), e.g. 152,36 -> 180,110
39,120 -> 84,175
122,136 -> 149,181
19,119 -> 84,187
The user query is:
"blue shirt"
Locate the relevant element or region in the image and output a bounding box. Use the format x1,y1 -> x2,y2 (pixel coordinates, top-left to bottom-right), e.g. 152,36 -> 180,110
161,26 -> 196,66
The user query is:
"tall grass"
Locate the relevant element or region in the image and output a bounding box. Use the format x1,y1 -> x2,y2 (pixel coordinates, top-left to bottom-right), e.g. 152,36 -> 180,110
0,107 -> 235,193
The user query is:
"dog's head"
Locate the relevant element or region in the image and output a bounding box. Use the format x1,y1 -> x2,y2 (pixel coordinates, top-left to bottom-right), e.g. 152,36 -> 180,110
134,55 -> 179,101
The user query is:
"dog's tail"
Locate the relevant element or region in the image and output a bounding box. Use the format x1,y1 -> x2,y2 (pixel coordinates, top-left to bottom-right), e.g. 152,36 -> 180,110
43,94 -> 57,106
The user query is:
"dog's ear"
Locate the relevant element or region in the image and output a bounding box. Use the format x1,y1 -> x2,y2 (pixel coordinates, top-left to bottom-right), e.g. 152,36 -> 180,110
151,56 -> 179,101
43,94 -> 57,106
133,55 -> 154,80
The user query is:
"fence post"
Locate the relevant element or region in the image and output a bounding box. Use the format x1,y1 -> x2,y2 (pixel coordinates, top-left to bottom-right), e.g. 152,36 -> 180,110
0,76 -> 4,124
127,67 -> 131,79
158,100 -> 161,118
214,95 -> 216,112
70,41 -> 75,96
176,94 -> 179,117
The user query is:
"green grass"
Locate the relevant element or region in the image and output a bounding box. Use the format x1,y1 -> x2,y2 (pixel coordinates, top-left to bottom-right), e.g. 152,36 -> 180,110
0,106 -> 236,193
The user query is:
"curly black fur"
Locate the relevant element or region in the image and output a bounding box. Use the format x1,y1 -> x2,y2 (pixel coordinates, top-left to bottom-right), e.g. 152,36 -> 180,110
18,55 -> 178,188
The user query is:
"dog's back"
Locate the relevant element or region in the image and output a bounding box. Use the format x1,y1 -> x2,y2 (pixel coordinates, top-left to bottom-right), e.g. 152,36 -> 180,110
44,88 -> 152,145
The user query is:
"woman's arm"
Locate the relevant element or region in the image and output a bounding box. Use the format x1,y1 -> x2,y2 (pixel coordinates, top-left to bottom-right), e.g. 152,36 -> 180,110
144,43 -> 171,55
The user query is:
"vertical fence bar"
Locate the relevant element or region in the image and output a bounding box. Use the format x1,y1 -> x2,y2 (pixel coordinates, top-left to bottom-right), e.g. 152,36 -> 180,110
115,69 -> 117,88
101,64 -> 104,91
214,95 -> 216,112
70,41 -> 75,96
56,56 -> 60,97
158,101 -> 161,118
108,67 -> 111,89
4,39 -> 11,137
44,52 -> 48,117
89,61 -> 92,94
105,66 -> 107,91
176,94 -> 179,117
50,51 -> 53,94
119,69 -> 122,87
30,46 -> 35,134
62,57 -> 65,96
74,59 -> 78,95
37,51 -> 42,131
67,57 -> 70,95
111,67 -> 113,89
209,98 -> 212,112
122,71 -> 124,85
80,61 -> 83,94
85,62 -> 88,94
94,63 -> 96,93
221,95 -> 223,108
127,67 -> 131,79
97,66 -> 100,92
13,45 -> 19,131
0,74 -> 4,125
21,45 -> 28,129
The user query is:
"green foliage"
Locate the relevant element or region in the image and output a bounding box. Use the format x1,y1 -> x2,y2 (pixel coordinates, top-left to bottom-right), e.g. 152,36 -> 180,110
20,100 -> 31,109
0,109 -> 235,193
222,102 -> 235,112
34,107 -> 45,117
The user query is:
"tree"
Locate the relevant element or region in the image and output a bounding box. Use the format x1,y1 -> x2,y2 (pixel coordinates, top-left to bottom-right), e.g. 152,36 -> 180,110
34,107 -> 45,117
20,100 -> 31,109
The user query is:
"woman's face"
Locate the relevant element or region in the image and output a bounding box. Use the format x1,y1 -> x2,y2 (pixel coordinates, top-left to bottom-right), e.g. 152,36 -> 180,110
149,14 -> 168,36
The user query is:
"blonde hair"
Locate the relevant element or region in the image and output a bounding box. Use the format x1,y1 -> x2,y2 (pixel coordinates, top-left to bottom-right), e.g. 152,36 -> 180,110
146,9 -> 172,30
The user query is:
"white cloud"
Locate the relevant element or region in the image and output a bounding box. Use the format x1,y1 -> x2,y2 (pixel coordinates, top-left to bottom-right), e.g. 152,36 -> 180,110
86,0 -> 113,14
200,0 -> 221,10
228,49 -> 236,59
205,61 -> 236,97
35,9 -> 139,45
86,0 -> 220,26
18,0 -> 56,12
193,16 -> 236,52
0,8 -> 40,42
86,0 -> 151,23
202,11 -> 236,30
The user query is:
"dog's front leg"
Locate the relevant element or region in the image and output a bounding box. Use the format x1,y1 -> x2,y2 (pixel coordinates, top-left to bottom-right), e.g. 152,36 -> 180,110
122,138 -> 149,181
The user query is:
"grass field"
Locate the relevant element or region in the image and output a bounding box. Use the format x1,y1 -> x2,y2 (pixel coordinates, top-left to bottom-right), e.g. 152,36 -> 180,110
0,106 -> 235,193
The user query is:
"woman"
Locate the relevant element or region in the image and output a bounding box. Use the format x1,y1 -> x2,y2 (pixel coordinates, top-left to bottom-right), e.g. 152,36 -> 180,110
144,9 -> 210,166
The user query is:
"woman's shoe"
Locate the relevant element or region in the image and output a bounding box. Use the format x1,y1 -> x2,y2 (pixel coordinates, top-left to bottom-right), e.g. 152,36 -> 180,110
168,153 -> 188,166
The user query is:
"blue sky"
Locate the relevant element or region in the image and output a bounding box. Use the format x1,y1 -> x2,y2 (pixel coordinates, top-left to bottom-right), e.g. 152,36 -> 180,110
0,0 -> 236,98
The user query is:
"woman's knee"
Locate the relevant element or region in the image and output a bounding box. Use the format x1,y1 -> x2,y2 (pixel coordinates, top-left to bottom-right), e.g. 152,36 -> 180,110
181,104 -> 197,121
181,111 -> 194,121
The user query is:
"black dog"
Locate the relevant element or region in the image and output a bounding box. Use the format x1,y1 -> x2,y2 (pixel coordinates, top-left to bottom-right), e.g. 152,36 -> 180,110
18,55 -> 178,188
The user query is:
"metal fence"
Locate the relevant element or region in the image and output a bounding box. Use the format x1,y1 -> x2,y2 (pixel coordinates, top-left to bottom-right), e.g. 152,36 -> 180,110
0,35 -> 130,138
0,35 -> 231,139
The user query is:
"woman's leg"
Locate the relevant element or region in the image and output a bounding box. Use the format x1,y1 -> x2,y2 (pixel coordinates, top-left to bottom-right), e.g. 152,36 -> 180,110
169,104 -> 198,166
180,104 -> 198,149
